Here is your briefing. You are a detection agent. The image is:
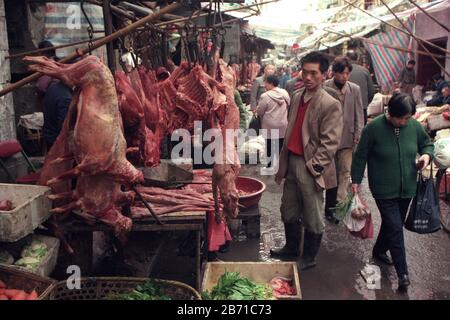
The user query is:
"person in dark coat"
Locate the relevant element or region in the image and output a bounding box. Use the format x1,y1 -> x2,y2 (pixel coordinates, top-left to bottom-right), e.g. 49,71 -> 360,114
43,81 -> 72,150
347,52 -> 375,124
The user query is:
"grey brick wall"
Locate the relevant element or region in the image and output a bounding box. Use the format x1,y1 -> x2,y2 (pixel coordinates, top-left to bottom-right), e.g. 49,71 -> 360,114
0,0 -> 16,141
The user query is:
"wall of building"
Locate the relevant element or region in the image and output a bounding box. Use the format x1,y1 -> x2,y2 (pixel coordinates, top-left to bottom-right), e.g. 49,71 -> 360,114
0,0 -> 16,141
414,7 -> 450,81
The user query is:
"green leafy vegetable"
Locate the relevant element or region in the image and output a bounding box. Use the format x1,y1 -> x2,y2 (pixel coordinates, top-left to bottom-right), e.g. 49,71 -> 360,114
334,192 -> 354,221
21,240 -> 48,259
202,271 -> 273,300
106,280 -> 172,300
14,257 -> 40,271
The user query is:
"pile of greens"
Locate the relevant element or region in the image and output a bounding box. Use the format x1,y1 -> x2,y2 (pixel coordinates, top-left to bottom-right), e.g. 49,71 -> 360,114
334,192 -> 354,221
14,240 -> 49,271
202,272 -> 273,300
107,280 -> 172,300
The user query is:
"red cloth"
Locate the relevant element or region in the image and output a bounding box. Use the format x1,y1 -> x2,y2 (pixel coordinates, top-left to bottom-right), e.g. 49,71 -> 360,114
0,140 -> 22,158
207,211 -> 232,252
287,96 -> 309,156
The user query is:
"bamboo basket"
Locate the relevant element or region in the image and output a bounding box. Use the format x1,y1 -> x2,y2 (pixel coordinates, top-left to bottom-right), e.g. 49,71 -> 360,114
0,264 -> 56,300
40,277 -> 202,300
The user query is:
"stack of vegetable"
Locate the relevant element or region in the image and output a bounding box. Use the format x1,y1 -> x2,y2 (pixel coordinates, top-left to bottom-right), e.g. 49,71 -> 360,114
107,280 -> 171,300
14,240 -> 48,272
202,272 -> 273,300
0,280 -> 38,300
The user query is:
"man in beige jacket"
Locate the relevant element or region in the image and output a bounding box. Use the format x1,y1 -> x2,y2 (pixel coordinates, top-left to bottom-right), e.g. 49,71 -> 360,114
270,52 -> 343,271
323,56 -> 364,224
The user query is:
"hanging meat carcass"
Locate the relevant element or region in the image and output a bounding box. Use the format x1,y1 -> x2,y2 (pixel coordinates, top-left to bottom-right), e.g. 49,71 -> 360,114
210,59 -> 241,222
25,55 -> 143,239
115,70 -> 160,167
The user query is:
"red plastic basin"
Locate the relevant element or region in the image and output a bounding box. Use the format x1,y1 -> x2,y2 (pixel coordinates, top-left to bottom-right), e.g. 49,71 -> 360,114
236,176 -> 266,209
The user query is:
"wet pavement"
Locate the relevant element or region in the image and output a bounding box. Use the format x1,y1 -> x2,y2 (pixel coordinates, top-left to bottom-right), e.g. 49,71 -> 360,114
225,164 -> 450,300
122,163 -> 450,300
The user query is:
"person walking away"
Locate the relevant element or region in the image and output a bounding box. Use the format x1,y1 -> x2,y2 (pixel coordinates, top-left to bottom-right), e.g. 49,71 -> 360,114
250,64 -> 276,110
323,56 -> 364,224
255,75 -> 290,172
398,60 -> 416,95
347,52 -> 375,124
43,81 -> 73,151
270,52 -> 343,271
351,92 -> 434,292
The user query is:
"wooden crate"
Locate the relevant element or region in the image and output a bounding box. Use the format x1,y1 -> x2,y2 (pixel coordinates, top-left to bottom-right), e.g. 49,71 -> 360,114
202,262 -> 301,300
0,184 -> 52,242
0,264 -> 56,299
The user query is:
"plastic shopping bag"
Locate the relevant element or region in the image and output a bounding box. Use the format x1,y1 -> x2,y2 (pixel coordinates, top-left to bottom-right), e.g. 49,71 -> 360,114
405,167 -> 441,234
350,214 -> 374,239
343,194 -> 370,232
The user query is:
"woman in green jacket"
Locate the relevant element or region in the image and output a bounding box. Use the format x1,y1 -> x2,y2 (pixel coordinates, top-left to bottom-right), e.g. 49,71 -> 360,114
351,93 -> 434,292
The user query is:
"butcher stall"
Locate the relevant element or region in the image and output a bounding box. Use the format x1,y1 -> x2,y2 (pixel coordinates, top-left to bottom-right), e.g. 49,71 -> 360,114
0,0 -> 285,300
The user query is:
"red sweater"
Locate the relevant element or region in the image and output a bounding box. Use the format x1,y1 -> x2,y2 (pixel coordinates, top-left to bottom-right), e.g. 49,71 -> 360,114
287,96 -> 310,156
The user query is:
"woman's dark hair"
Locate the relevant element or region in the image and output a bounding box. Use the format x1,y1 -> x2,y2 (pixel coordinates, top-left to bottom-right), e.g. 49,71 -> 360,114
301,51 -> 329,74
388,92 -> 416,117
265,75 -> 279,87
332,56 -> 353,73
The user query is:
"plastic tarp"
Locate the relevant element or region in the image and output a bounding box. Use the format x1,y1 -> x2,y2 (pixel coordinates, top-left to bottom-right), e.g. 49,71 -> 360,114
43,2 -> 106,61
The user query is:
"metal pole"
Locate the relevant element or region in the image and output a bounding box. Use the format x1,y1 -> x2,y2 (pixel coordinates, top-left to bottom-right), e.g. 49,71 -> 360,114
0,2 -> 181,98
379,0 -> 450,78
406,0 -> 450,33
342,0 -> 450,56
102,0 -> 116,72
323,28 -> 448,60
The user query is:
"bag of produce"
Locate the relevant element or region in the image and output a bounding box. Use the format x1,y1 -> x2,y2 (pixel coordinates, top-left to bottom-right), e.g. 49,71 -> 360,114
343,194 -> 369,232
434,137 -> 450,169
350,214 -> 374,239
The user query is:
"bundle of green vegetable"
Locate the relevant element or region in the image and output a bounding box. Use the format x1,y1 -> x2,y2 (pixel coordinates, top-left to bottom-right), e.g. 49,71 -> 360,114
202,272 -> 273,300
107,280 -> 172,300
14,240 -> 48,271
334,192 -> 354,221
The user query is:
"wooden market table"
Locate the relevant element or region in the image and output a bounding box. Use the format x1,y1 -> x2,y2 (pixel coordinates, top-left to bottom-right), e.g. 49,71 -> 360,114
54,210 -> 207,290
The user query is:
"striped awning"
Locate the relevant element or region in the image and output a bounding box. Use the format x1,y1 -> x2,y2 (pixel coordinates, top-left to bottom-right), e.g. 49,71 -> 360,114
364,16 -> 415,92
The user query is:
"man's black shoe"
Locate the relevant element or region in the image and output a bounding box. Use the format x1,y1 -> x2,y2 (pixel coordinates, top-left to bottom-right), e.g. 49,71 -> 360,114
398,274 -> 410,292
372,252 -> 394,266
325,212 -> 339,225
270,245 -> 299,258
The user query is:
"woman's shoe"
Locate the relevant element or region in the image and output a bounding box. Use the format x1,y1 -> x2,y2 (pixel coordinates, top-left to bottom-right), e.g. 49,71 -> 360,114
398,274 -> 410,292
372,252 -> 394,266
